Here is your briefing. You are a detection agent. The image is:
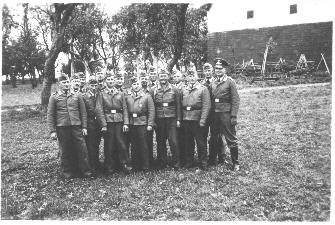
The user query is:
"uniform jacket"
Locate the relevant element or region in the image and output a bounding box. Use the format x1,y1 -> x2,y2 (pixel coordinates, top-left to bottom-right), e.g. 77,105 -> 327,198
210,76 -> 240,116
47,90 -> 87,133
173,81 -> 186,93
153,83 -> 181,120
96,87 -> 129,128
83,90 -> 99,129
125,90 -> 155,126
181,82 -> 211,126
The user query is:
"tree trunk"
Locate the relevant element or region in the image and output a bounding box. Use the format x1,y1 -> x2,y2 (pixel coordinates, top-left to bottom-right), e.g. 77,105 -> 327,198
168,4 -> 188,72
40,3 -> 77,111
31,68 -> 37,89
40,43 -> 61,111
11,74 -> 17,88
21,74 -> 25,84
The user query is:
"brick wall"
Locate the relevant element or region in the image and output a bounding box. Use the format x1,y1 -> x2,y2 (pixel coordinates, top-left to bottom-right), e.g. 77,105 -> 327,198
207,21 -> 333,72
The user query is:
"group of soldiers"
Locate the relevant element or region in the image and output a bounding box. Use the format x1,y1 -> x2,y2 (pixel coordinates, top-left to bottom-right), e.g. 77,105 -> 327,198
47,58 -> 240,179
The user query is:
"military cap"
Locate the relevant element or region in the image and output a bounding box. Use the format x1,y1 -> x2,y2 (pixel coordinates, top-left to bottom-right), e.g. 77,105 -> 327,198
138,70 -> 147,77
105,70 -> 114,78
88,76 -> 97,84
214,58 -> 229,68
149,66 -> 157,73
130,76 -> 139,84
77,72 -> 85,78
203,63 -> 213,70
158,67 -> 169,75
70,74 -> 80,80
58,73 -> 69,82
114,72 -> 123,78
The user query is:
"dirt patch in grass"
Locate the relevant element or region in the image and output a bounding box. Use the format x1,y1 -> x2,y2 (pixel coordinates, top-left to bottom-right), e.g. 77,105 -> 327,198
1,83 -> 331,220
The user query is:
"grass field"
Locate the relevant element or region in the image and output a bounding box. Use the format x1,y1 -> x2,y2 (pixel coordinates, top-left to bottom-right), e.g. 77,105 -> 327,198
1,82 -> 331,220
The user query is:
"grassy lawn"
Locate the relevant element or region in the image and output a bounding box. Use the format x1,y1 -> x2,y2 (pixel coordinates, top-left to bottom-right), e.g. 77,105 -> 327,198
1,83 -> 58,108
1,83 -> 331,220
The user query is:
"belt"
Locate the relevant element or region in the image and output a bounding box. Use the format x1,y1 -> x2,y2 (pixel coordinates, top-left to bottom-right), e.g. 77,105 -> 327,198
183,106 -> 201,111
131,112 -> 146,118
214,98 -> 230,103
105,109 -> 123,114
155,102 -> 175,107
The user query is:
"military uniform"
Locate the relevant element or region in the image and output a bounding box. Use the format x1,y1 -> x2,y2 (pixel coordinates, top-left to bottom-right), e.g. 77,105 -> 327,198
82,80 -> 101,173
139,72 -> 155,168
202,76 -> 227,165
210,59 -> 240,169
47,77 -> 91,178
96,86 -> 131,173
181,81 -> 211,169
126,88 -> 155,171
153,81 -> 181,169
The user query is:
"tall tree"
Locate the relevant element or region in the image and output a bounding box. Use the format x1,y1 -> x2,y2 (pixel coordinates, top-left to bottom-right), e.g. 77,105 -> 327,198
39,3 -> 78,110
2,4 -> 17,86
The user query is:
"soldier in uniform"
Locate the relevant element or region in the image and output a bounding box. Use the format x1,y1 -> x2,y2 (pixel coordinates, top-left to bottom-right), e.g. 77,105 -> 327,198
153,68 -> 181,169
181,69 -> 211,170
96,72 -> 106,92
148,66 -> 159,89
172,68 -> 193,167
78,72 -> 87,93
202,63 -> 228,166
210,58 -> 240,171
96,71 -> 132,174
139,70 -> 155,168
126,77 -> 155,172
47,73 -> 92,178
82,76 -> 102,175
70,73 -> 81,94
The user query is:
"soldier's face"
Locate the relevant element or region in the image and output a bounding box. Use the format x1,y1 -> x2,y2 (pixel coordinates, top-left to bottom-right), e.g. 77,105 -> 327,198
132,81 -> 141,92
59,79 -> 70,90
173,73 -> 183,83
149,72 -> 157,81
71,79 -> 80,89
215,67 -> 226,77
80,78 -> 86,85
89,82 -> 98,91
203,68 -> 213,78
159,73 -> 169,84
115,77 -> 124,86
188,74 -> 197,85
140,77 -> 148,86
105,77 -> 114,88
98,79 -> 104,88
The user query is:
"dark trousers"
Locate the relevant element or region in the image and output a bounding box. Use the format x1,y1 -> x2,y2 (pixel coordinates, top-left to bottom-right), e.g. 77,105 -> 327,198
130,126 -> 149,170
205,119 -> 227,164
85,127 -> 101,171
211,112 -> 239,165
56,126 -> 91,176
147,130 -> 154,168
183,121 -> 208,167
155,117 -> 180,168
178,126 -> 194,166
103,122 -> 129,170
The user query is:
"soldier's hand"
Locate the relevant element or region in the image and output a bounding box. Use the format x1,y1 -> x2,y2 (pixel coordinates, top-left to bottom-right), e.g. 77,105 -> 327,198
176,120 -> 181,128
101,127 -> 107,133
199,122 -> 205,127
147,125 -> 153,131
82,128 -> 88,136
123,125 -> 129,132
231,117 -> 237,126
50,132 -> 57,140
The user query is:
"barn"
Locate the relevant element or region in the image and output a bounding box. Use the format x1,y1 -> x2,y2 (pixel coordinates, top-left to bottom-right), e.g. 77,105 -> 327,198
206,0 -> 333,73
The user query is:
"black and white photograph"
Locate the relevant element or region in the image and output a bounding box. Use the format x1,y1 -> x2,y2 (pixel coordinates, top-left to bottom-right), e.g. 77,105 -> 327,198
1,0 -> 333,221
